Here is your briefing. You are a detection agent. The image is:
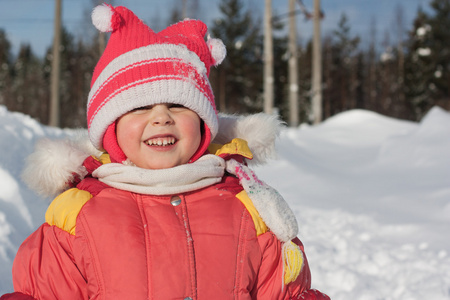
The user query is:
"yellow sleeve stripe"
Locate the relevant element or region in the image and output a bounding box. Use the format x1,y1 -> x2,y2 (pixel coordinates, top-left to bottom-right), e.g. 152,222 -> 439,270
283,240 -> 304,285
45,188 -> 93,235
236,190 -> 268,236
237,191 -> 303,285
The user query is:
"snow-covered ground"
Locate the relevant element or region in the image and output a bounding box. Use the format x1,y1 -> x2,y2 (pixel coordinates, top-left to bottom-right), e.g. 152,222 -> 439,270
1,105 -> 449,299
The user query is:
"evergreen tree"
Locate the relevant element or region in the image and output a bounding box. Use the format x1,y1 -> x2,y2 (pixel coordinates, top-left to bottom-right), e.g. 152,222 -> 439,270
210,0 -> 263,113
168,4 -> 183,25
426,0 -> 450,110
297,39 -> 312,122
391,3 -> 410,120
405,0 -> 450,119
10,44 -> 48,123
323,13 -> 360,118
273,33 -> 291,122
65,39 -> 97,128
378,32 -> 396,115
44,27 -> 96,128
364,17 -> 378,113
0,29 -> 12,107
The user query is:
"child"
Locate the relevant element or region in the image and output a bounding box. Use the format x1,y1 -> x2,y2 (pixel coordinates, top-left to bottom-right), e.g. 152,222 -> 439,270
1,4 -> 330,300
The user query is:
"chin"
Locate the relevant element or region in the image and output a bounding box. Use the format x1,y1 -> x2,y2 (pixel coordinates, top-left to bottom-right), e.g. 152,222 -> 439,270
141,161 -> 180,170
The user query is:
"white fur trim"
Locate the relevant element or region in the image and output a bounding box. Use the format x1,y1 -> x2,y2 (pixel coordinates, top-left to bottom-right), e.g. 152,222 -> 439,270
92,4 -> 115,33
214,113 -> 283,165
22,130 -> 100,198
207,38 -> 226,66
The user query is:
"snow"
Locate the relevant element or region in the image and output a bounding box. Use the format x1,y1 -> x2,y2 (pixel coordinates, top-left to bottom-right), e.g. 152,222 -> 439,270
1,104 -> 450,299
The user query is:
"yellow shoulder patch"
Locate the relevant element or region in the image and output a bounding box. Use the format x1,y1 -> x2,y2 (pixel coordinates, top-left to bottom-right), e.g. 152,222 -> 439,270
236,190 -> 268,236
209,138 -> 253,160
45,188 -> 93,235
92,153 -> 111,164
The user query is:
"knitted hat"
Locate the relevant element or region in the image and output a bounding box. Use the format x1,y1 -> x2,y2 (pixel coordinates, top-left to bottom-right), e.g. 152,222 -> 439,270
87,4 -> 226,163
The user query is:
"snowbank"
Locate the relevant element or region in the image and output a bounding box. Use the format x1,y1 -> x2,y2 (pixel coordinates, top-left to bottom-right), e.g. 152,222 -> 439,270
0,106 -> 70,292
255,106 -> 450,299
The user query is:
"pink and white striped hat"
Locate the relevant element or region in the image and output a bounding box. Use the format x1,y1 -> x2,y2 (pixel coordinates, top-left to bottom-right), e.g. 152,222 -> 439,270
87,4 -> 226,163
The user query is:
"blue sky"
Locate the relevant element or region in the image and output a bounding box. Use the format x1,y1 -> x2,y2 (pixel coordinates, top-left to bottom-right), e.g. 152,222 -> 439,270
0,0 -> 432,58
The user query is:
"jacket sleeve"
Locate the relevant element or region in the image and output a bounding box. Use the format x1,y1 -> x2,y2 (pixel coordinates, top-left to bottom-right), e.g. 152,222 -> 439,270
252,234 -> 330,299
10,223 -> 88,300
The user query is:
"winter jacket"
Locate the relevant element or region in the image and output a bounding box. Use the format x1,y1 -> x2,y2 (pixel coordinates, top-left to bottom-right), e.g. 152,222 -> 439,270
1,113 -> 330,300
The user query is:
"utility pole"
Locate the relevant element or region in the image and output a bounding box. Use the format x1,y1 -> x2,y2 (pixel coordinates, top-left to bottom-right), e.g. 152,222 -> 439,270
264,0 -> 274,114
49,0 -> 62,127
94,0 -> 108,55
182,0 -> 187,19
98,32 -> 106,54
288,0 -> 299,126
311,0 -> 322,124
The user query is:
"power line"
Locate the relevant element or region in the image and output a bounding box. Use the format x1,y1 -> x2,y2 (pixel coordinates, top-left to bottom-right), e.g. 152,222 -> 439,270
296,0 -> 313,19
272,0 -> 324,23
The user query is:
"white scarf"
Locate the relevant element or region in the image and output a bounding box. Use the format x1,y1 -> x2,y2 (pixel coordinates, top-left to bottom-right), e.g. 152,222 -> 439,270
93,154 -> 225,195
92,154 -> 298,242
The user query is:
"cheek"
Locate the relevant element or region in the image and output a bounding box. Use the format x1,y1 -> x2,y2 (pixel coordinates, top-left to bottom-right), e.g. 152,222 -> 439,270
184,116 -> 202,147
116,117 -> 142,151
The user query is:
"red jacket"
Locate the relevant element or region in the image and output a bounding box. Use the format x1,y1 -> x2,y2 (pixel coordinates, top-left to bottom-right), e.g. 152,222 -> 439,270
6,173 -> 320,299
2,117 -> 330,299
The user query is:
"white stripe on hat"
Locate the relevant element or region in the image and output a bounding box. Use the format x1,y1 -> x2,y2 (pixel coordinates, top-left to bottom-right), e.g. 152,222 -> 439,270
88,43 -> 208,111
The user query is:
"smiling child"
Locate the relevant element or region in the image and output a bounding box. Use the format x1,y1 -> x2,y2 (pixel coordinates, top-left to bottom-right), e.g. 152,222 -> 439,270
1,4 -> 330,300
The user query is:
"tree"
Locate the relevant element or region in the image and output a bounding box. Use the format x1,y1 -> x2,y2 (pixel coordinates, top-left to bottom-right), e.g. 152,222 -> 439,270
392,3 -> 409,119
164,0 -> 200,25
168,3 -> 183,25
426,0 -> 450,110
44,27 -> 96,128
322,13 -> 360,118
10,44 -> 49,123
364,17 -> 378,113
0,29 -> 12,107
378,31 -> 396,115
405,0 -> 450,119
210,0 -> 263,113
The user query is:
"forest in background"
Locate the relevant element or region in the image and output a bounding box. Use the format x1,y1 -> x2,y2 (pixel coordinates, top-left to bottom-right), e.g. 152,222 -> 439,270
0,0 -> 448,128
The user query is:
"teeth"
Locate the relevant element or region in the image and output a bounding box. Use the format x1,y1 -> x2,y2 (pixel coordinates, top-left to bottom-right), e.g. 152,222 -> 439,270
145,137 -> 175,146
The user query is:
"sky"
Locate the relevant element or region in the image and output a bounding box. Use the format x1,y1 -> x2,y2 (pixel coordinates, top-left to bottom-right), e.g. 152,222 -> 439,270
1,104 -> 449,298
0,0 -> 433,58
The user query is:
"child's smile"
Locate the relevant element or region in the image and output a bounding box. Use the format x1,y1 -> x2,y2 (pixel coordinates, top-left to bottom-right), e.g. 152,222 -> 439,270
116,103 -> 201,169
144,135 -> 176,147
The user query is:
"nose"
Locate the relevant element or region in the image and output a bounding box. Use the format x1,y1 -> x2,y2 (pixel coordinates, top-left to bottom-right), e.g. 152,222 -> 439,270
150,104 -> 174,126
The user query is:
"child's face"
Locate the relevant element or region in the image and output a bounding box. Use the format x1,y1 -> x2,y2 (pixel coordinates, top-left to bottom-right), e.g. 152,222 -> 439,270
116,104 -> 202,169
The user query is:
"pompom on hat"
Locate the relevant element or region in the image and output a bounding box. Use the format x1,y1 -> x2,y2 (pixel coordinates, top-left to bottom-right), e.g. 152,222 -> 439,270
87,4 -> 226,163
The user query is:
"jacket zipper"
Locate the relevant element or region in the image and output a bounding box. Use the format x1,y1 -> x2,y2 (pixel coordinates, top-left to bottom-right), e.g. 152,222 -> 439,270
172,195 -> 198,300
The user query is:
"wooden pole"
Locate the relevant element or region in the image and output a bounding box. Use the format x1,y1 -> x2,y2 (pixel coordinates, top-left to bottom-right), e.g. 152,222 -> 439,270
311,0 -> 322,124
288,0 -> 299,126
264,0 -> 274,114
182,0 -> 187,19
49,0 -> 61,127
